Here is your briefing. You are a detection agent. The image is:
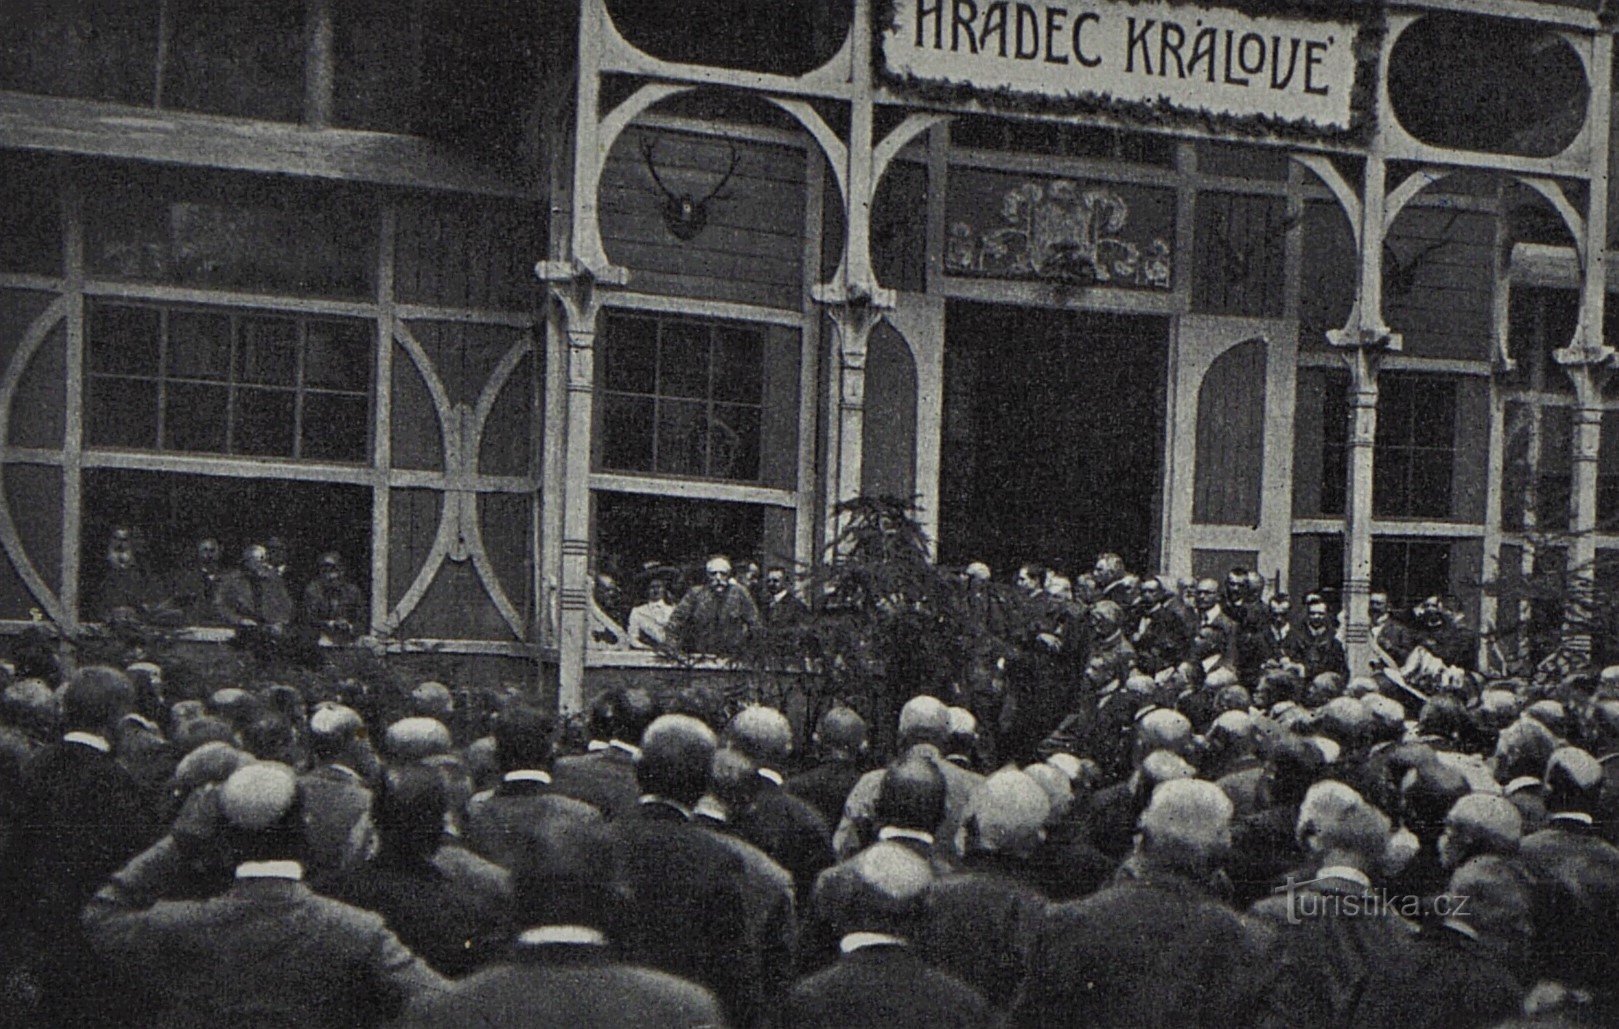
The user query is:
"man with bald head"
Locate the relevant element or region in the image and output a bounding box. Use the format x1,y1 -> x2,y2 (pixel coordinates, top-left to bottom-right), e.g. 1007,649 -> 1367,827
86,762 -> 446,1026
726,705 -> 834,902
613,713 -> 756,1024
834,695 -> 984,858
920,770 -> 1051,1011
9,665 -> 157,1026
300,702 -> 380,890
784,842 -> 990,1028
1015,780 -> 1254,1027
1438,792 -> 1523,871
787,705 -> 869,827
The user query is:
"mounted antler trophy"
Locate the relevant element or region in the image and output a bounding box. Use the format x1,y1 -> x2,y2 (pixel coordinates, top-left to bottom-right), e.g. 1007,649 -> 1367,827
640,136 -> 740,242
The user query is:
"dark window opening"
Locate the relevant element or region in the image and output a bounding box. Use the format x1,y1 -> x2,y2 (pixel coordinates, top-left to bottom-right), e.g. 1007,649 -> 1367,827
1371,538 -> 1452,612
598,314 -> 765,483
85,301 -> 373,463
1373,374 -> 1457,519
79,468 -> 371,625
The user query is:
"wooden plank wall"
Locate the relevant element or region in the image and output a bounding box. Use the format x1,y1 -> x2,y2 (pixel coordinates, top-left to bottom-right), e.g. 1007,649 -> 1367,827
599,127 -> 805,311
1192,338 -> 1266,526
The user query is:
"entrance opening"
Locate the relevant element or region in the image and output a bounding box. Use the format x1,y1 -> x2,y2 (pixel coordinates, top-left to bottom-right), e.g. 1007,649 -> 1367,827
939,301 -> 1169,577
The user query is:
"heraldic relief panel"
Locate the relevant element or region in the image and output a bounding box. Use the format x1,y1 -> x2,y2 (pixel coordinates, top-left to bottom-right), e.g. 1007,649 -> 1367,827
945,167 -> 1175,290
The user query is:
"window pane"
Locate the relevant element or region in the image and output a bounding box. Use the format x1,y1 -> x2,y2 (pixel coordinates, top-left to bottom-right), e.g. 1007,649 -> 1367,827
1373,449 -> 1411,517
656,400 -> 708,477
234,387 -> 296,456
659,322 -> 709,399
711,403 -> 761,481
1409,381 -> 1456,447
164,382 -> 230,452
300,393 -> 370,463
165,0 -> 304,122
1375,382 -> 1410,445
601,394 -> 654,472
87,304 -> 161,376
603,317 -> 658,393
167,310 -> 233,381
0,154 -> 61,275
1407,452 -> 1454,519
86,377 -> 158,449
713,325 -> 762,403
305,320 -> 372,391
238,316 -> 298,385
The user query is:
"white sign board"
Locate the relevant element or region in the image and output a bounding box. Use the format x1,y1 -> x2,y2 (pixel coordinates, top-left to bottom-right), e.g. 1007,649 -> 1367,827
881,0 -> 1362,132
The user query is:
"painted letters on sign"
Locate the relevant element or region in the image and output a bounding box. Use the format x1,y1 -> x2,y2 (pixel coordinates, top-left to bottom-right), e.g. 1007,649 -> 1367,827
883,0 -> 1362,132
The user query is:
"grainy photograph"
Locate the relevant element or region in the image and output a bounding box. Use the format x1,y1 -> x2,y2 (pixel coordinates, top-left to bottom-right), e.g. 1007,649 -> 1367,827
0,0 -> 1616,1025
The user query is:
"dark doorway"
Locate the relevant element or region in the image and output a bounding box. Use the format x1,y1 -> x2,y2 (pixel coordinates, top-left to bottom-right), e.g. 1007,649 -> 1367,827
939,301 -> 1169,577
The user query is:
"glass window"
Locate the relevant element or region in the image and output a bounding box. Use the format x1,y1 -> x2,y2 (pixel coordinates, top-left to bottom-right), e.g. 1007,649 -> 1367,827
597,313 -> 768,483
1372,538 -> 1453,611
85,301 -> 373,463
1374,375 -> 1457,518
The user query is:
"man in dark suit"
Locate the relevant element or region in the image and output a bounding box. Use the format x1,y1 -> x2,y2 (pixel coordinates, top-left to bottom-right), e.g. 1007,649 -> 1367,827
552,687 -> 657,819
1247,781 -> 1417,1029
1132,575 -> 1193,674
1351,855 -> 1529,1029
7,666 -> 157,1027
298,702 -> 379,890
1516,746 -> 1619,1017
781,842 -> 991,1029
401,820 -> 724,1028
1014,779 -> 1257,1028
787,705 -> 869,828
835,696 -> 983,858
1281,595 -> 1349,681
335,763 -> 513,976
613,713 -> 757,1025
920,769 -> 1050,1012
726,705 -> 835,902
464,705 -> 602,869
84,762 -> 447,1027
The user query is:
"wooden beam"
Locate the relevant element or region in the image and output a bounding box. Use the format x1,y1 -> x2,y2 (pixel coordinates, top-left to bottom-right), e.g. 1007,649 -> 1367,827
0,91 -> 536,200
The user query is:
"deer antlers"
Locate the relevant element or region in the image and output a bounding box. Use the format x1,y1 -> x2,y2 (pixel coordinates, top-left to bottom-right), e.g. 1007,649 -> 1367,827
640,136 -> 740,241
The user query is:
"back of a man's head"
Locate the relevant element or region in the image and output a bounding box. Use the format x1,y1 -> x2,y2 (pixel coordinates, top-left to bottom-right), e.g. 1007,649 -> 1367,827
219,762 -> 305,864
706,746 -> 763,814
1544,746 -> 1604,818
494,705 -> 557,774
1446,855 -> 1533,949
1136,778 -> 1234,876
62,665 -> 133,735
824,840 -> 934,938
2,678 -> 57,737
962,769 -> 1050,858
1137,708 -> 1192,758
637,714 -> 718,806
307,703 -> 365,764
385,717 -> 454,763
409,681 -> 454,721
725,705 -> 793,770
1297,780 -> 1391,871
875,754 -> 947,834
375,763 -> 449,862
1440,792 -> 1523,870
513,821 -> 625,933
897,695 -> 950,749
1400,759 -> 1471,836
816,705 -> 868,756
592,687 -> 658,746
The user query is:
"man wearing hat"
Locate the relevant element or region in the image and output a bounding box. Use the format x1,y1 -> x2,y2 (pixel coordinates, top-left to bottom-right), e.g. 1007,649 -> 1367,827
85,763 -> 447,1026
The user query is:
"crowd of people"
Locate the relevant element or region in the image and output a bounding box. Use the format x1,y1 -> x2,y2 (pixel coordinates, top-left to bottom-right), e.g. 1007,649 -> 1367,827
2,548 -> 1617,1026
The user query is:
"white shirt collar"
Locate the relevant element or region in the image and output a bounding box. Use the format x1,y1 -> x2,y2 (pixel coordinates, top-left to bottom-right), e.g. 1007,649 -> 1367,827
1551,811 -> 1595,826
518,925 -> 607,947
63,731 -> 111,754
757,767 -> 784,786
878,826 -> 935,846
1504,776 -> 1542,796
693,796 -> 728,822
586,740 -> 610,752
639,794 -> 693,819
609,740 -> 642,759
1316,865 -> 1373,891
840,932 -> 907,954
235,860 -> 304,882
1441,918 -> 1480,942
504,770 -> 552,785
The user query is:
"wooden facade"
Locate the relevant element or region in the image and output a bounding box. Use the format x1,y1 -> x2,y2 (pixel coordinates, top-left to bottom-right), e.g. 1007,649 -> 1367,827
1,0 -> 1617,700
